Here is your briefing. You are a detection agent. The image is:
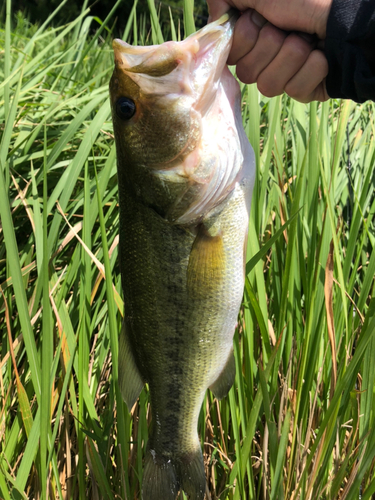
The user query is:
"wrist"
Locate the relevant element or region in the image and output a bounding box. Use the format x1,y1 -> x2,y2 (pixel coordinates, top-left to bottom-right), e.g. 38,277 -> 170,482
314,0 -> 333,38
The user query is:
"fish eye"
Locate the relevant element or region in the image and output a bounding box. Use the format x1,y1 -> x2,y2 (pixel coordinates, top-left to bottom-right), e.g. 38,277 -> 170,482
116,97 -> 136,120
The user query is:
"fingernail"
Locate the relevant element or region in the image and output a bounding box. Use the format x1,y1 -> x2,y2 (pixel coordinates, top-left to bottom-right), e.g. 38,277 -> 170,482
251,10 -> 267,28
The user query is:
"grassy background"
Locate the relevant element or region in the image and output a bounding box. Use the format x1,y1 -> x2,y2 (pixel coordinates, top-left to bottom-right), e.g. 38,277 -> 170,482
4,0 -> 209,36
1,0 -> 375,499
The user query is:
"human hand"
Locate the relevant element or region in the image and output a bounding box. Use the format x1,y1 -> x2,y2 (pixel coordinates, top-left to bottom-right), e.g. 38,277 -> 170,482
229,9 -> 329,102
207,0 -> 332,38
207,0 -> 332,102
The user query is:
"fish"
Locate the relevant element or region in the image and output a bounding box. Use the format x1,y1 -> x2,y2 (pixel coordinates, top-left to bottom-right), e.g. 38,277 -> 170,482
109,11 -> 255,500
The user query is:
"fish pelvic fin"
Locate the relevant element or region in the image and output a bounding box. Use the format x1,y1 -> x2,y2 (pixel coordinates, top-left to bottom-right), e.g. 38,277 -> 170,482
142,447 -> 206,500
209,348 -> 236,400
118,321 -> 144,411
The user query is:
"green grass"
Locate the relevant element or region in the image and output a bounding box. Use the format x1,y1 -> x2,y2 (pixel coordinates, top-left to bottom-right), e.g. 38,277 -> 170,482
1,1 -> 374,499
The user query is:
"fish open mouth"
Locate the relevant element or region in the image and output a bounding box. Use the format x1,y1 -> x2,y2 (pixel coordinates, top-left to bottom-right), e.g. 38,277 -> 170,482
112,11 -> 238,103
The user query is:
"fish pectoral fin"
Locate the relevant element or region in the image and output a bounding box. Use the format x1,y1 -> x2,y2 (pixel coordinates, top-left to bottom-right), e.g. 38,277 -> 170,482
209,348 -> 236,400
118,321 -> 144,411
187,224 -> 225,297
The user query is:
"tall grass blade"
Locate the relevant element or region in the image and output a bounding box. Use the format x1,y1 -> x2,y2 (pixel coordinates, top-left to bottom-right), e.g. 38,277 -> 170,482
4,0 -> 11,120
40,126 -> 52,500
0,169 -> 41,402
94,165 -> 128,499
147,0 -> 164,44
0,470 -> 11,500
47,99 -> 110,252
183,0 -> 196,36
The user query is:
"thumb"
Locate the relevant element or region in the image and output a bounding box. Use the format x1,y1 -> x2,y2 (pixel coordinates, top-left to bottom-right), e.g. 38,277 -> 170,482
207,0 -> 235,22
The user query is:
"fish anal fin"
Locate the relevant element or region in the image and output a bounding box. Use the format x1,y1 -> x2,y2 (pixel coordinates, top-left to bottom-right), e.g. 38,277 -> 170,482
209,349 -> 236,400
118,321 -> 144,411
187,224 -> 225,297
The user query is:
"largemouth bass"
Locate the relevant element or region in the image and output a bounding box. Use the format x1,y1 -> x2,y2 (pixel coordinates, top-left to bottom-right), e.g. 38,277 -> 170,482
109,12 -> 255,500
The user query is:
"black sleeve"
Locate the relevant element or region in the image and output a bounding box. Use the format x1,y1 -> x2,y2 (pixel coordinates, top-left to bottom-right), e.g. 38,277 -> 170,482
325,0 -> 375,102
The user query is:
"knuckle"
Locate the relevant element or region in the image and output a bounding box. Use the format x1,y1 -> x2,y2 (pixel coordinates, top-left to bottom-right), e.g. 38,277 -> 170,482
236,64 -> 257,85
311,50 -> 329,76
284,78 -> 309,101
285,85 -> 309,102
260,23 -> 286,47
257,77 -> 281,98
236,11 -> 256,41
286,35 -> 312,59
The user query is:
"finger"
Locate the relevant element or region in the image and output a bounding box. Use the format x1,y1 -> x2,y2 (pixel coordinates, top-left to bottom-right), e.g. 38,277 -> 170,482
243,0 -> 331,39
228,10 -> 267,65
310,80 -> 329,102
256,33 -> 314,97
284,49 -> 329,102
235,23 -> 288,84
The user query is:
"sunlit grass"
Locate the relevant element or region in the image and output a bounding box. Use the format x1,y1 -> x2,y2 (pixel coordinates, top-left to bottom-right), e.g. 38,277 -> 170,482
1,1 -> 374,499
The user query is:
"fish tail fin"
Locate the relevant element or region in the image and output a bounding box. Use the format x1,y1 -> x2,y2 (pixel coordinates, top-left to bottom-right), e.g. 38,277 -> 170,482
175,448 -> 206,500
142,449 -> 179,500
142,447 -> 206,500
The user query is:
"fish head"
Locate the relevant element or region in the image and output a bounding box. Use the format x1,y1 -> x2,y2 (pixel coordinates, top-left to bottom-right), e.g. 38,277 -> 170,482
109,12 -> 238,173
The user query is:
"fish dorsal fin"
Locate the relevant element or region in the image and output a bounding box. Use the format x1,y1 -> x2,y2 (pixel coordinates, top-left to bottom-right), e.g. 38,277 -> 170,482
118,321 -> 144,411
187,224 -> 225,297
209,348 -> 236,400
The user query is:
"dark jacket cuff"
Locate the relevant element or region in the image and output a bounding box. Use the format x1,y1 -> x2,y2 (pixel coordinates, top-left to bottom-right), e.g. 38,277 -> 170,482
325,0 -> 375,102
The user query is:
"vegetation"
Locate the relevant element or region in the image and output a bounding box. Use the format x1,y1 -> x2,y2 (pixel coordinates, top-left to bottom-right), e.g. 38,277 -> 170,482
6,0 -> 209,36
0,0 -> 374,499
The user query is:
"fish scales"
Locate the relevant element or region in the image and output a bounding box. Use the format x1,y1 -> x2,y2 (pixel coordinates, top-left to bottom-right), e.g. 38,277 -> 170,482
109,12 -> 255,500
